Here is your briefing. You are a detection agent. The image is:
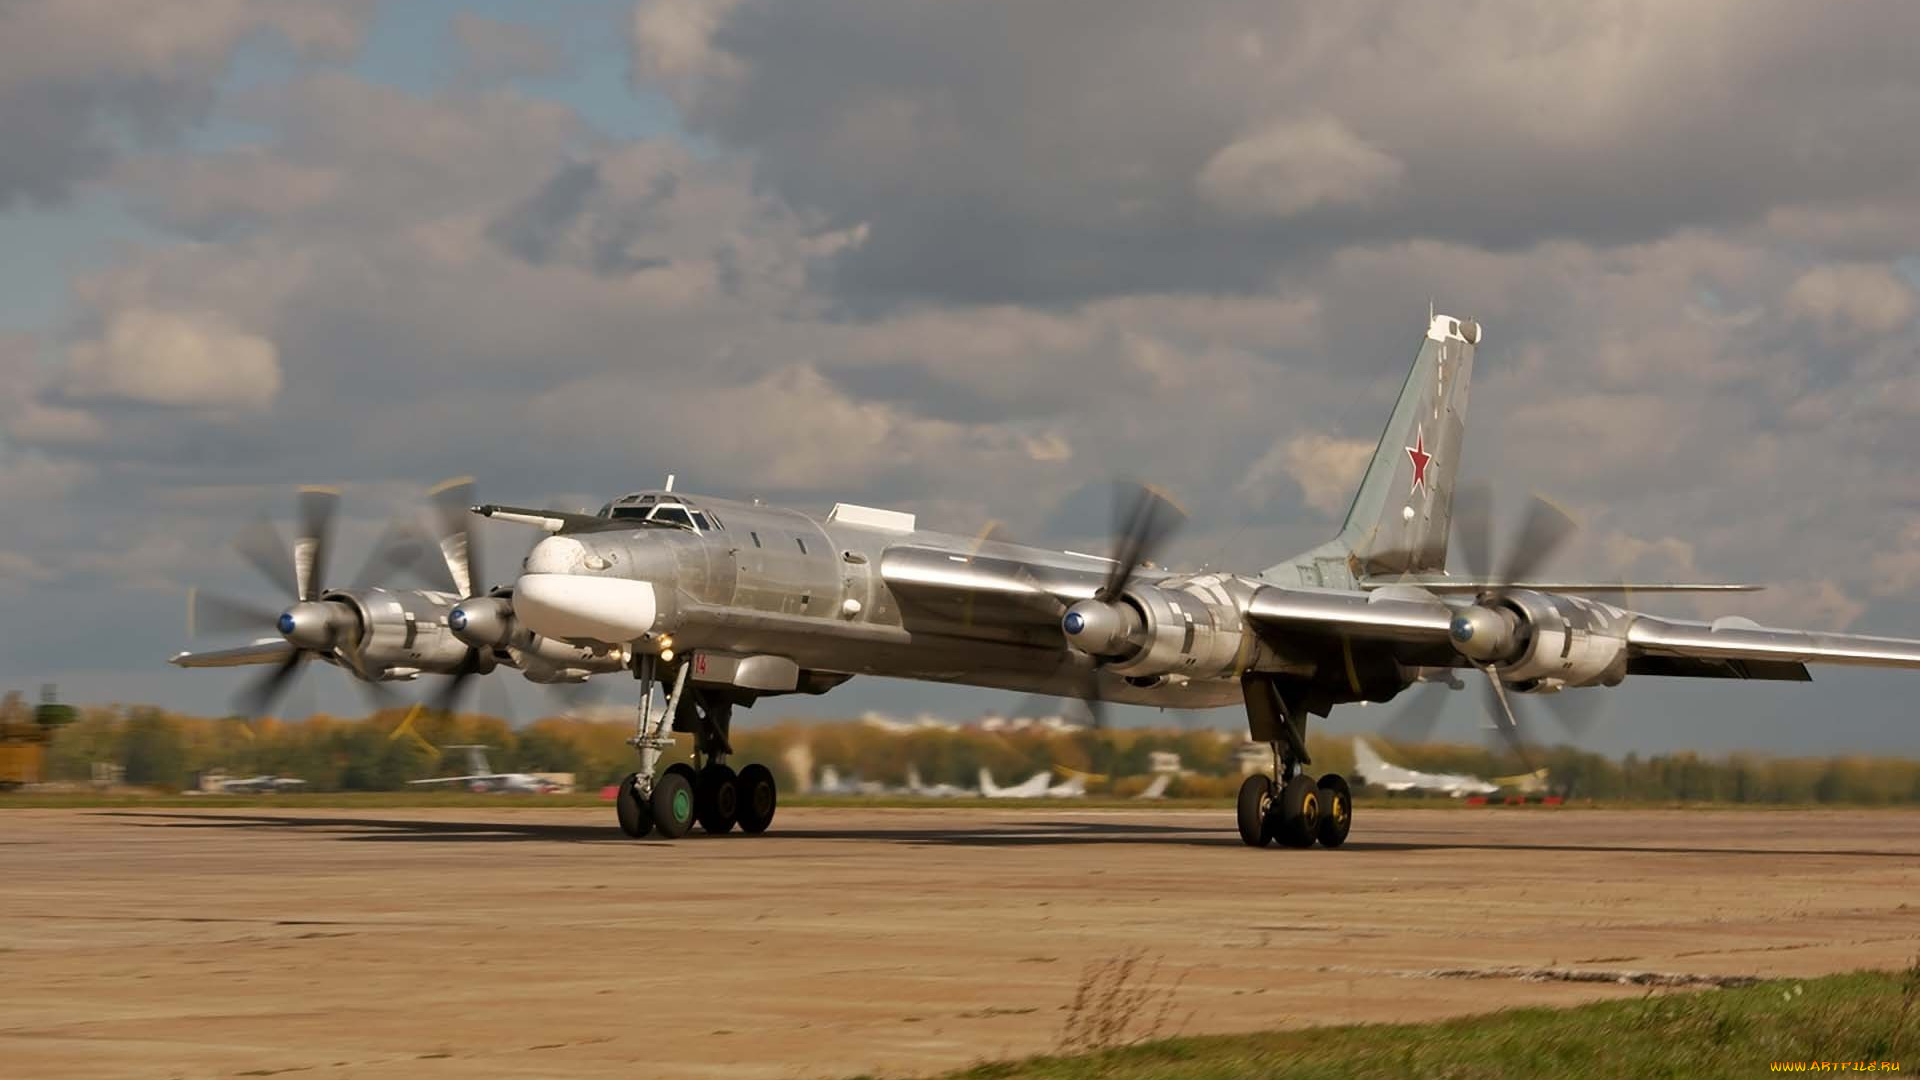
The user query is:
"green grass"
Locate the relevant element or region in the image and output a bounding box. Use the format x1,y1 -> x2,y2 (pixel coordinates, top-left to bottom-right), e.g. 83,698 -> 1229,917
859,969 -> 1919,1080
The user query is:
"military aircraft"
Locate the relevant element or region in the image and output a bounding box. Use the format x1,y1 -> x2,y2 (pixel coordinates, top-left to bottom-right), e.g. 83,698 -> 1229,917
1349,737 -> 1498,797
409,744 -> 564,794
977,768 -> 1086,798
173,311 -> 1920,849
210,774 -> 309,794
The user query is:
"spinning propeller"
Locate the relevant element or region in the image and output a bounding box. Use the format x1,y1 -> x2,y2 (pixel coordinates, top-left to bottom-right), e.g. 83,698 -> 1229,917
191,487 -> 410,719
1380,484 -> 1603,769
1035,481 -> 1188,730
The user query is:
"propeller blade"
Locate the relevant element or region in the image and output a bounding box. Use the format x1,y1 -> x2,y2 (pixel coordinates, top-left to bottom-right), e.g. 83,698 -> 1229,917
479,675 -> 518,725
1100,482 -> 1185,601
234,652 -> 307,719
351,517 -> 439,592
428,477 -> 481,599
1451,483 -> 1494,582
424,648 -> 488,719
1497,496 -> 1577,586
189,588 -> 282,639
295,486 -> 341,602
1478,666 -> 1538,775
1380,681 -> 1449,744
233,515 -> 298,599
1539,686 -> 1604,740
349,673 -> 401,718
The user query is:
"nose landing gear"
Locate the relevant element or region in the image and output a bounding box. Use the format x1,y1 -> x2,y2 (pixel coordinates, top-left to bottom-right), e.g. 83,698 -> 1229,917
619,653 -> 780,840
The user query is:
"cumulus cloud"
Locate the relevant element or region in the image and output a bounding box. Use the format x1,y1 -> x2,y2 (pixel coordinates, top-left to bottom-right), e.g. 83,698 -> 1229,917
1196,117 -> 1404,220
1239,433 -> 1373,515
63,308 -> 282,412
1784,263 -> 1917,342
0,0 -> 368,206
631,0 -> 1920,309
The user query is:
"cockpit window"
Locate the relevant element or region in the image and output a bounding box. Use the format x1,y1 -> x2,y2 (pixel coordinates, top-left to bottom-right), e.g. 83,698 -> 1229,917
603,494 -> 662,520
649,505 -> 695,529
690,511 -> 712,530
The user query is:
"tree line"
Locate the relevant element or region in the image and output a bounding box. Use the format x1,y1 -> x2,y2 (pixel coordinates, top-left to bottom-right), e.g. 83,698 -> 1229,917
22,703 -> 1920,804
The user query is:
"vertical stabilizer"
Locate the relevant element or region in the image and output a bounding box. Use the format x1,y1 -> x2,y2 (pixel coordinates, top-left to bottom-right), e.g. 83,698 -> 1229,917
1268,313 -> 1478,583
1352,737 -> 1389,777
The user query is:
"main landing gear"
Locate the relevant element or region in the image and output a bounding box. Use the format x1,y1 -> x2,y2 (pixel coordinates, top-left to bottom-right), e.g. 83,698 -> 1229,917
616,655 -> 781,840
1237,673 -> 1352,850
1236,762 -> 1352,849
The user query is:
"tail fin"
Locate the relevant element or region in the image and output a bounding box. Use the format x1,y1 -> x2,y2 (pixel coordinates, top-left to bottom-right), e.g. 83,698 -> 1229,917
1270,312 -> 1477,582
977,767 -> 999,796
1352,736 -> 1389,777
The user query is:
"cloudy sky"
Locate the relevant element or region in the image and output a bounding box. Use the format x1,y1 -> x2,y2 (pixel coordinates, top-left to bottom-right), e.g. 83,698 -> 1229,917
3,0 -> 1918,753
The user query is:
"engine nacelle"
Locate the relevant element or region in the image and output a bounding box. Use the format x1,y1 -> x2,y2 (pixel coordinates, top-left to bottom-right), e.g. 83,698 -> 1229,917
326,588 -> 474,677
1094,577 -> 1256,681
1462,590 -> 1631,689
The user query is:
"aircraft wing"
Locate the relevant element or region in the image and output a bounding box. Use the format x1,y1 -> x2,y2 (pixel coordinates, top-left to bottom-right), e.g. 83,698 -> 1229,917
879,546 -> 1111,629
1245,585 -> 1920,678
1625,616 -> 1920,670
170,639 -> 298,668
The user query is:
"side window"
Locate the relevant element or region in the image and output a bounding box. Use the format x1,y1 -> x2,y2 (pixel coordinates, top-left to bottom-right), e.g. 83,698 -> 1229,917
795,537 -> 808,555
690,511 -> 711,531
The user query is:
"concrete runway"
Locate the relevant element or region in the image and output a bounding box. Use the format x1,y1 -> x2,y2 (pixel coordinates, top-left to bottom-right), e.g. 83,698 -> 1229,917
4,806 -> 1919,1079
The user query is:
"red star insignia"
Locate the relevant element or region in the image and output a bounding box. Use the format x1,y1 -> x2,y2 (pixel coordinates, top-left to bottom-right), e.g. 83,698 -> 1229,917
1406,426 -> 1433,494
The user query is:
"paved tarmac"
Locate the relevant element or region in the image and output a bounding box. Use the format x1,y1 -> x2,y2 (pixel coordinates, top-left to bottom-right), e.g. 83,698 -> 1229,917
3,806 -> 1918,1079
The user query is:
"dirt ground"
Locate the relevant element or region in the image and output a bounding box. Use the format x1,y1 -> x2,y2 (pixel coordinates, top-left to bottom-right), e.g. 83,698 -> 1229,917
3,806 -> 1918,1079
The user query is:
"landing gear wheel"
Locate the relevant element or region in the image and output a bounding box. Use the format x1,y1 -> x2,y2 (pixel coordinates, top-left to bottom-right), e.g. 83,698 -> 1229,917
695,763 -> 739,835
650,768 -> 696,839
1315,773 -> 1353,849
1272,774 -> 1321,849
736,763 -> 778,835
1236,774 -> 1274,848
615,772 -> 653,838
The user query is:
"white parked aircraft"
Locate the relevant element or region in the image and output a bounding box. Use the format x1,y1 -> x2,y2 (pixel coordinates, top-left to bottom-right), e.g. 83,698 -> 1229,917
1350,738 -> 1500,797
214,774 -> 307,794
905,765 -> 974,798
409,745 -> 563,794
977,767 -> 1087,798
1134,774 -> 1172,800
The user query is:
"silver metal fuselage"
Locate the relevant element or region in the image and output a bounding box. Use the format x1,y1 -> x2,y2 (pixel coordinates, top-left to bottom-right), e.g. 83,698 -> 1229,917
516,493 -> 1254,710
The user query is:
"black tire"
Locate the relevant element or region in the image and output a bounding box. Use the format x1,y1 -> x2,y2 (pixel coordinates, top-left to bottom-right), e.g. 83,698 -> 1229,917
615,772 -> 653,838
1273,774 -> 1321,849
695,763 -> 740,835
1315,773 -> 1353,849
736,763 -> 778,835
650,769 -> 696,839
1236,774 -> 1274,848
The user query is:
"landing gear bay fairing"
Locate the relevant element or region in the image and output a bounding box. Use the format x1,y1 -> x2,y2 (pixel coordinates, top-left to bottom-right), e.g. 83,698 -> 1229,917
174,313 -> 1920,847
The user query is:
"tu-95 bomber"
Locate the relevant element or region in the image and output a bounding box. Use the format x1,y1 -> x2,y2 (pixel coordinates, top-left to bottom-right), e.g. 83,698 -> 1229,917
174,311 -> 1920,847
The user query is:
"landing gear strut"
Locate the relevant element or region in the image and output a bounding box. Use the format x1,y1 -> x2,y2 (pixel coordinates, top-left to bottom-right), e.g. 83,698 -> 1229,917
1237,675 -> 1353,850
619,653 -> 780,840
